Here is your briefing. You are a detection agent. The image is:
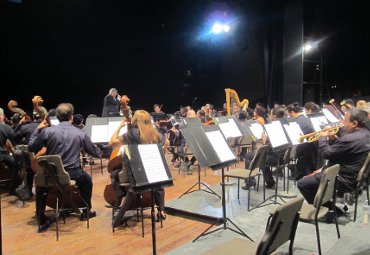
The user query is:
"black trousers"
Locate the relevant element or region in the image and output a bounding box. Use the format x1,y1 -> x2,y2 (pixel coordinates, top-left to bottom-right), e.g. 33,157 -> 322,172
0,153 -> 19,193
113,188 -> 165,227
35,167 -> 93,225
244,151 -> 276,186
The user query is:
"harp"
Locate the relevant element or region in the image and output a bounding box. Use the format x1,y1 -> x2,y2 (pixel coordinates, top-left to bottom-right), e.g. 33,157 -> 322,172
225,88 -> 249,116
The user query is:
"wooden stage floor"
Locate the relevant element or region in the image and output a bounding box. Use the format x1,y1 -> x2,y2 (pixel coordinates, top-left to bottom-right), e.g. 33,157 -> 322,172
1,155 -> 225,255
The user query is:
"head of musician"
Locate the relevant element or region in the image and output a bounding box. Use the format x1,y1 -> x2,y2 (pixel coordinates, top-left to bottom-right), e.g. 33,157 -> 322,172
232,103 -> 240,115
180,107 -> 188,117
343,108 -> 368,132
285,102 -> 303,118
0,108 -> 4,122
131,110 -> 162,144
186,109 -> 197,118
270,106 -> 285,121
356,100 -> 366,109
153,104 -> 162,113
109,88 -> 118,98
304,102 -> 321,115
254,106 -> 267,125
56,103 -> 74,122
341,98 -> 354,112
197,109 -> 206,123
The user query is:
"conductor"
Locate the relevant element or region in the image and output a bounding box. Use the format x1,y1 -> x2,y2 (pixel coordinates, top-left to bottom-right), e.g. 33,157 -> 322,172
102,88 -> 121,117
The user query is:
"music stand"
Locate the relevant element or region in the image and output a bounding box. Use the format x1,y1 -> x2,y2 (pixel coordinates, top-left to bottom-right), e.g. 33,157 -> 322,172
123,144 -> 173,255
178,118 -> 220,199
180,124 -> 253,242
250,120 -> 290,211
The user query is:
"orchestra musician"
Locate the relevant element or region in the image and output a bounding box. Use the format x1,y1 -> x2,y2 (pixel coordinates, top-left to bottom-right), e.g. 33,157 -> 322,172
286,102 -> 318,179
304,102 -> 321,115
0,107 -> 20,195
297,108 -> 370,209
102,88 -> 121,117
153,104 -> 163,114
28,103 -> 102,228
109,110 -> 169,227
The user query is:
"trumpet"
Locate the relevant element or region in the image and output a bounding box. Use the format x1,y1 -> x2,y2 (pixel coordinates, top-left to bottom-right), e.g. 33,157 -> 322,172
298,124 -> 343,143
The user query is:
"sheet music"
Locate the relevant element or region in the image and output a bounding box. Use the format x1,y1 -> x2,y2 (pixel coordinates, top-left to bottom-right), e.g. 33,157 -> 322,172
50,118 -> 59,126
138,144 -> 169,183
107,121 -> 128,141
91,125 -> 108,143
264,121 -> 289,148
283,122 -> 305,145
218,119 -> 242,139
310,116 -> 329,132
249,123 -> 264,139
323,109 -> 339,123
205,130 -> 235,162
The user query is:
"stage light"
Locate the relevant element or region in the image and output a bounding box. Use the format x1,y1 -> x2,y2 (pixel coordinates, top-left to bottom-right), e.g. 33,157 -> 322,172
303,43 -> 312,52
211,23 -> 223,34
223,24 -> 230,33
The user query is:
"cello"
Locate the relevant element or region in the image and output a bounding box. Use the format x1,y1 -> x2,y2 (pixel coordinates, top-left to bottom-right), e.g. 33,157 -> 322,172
104,95 -> 131,206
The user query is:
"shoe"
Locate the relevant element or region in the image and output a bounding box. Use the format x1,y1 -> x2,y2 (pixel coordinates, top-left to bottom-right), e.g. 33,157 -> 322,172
156,212 -> 166,222
80,210 -> 97,221
266,182 -> 275,189
325,211 -> 335,223
242,184 -> 255,190
38,220 -> 53,233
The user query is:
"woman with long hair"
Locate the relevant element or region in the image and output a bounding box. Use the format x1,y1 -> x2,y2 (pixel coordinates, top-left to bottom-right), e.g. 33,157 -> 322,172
109,110 -> 169,228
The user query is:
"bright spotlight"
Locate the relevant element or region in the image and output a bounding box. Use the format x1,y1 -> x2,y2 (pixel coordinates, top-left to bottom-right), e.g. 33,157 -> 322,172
223,24 -> 230,32
303,43 -> 312,52
211,23 -> 223,34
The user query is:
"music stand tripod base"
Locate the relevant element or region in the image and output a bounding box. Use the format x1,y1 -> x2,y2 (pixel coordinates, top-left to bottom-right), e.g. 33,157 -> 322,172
179,165 -> 221,199
192,167 -> 253,243
279,191 -> 298,198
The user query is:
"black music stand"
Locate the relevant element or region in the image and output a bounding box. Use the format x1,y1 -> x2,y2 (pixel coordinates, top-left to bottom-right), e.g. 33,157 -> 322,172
178,118 -> 220,199
250,120 -> 290,211
123,144 -> 173,255
180,125 -> 253,242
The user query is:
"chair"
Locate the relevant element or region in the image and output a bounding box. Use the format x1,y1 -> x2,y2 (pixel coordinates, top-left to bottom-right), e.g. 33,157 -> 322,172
106,163 -> 163,236
342,152 -> 370,221
224,145 -> 268,211
35,155 -> 89,240
299,164 -> 341,255
201,195 -> 304,255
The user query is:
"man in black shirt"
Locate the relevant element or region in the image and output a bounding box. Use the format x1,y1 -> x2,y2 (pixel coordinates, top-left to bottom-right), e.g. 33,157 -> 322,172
102,88 -> 121,117
29,103 -> 102,228
0,107 -> 19,195
298,108 -> 370,204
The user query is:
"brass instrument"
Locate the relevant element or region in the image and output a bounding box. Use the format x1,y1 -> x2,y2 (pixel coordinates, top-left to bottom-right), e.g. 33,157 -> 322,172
225,88 -> 249,116
298,124 -> 343,143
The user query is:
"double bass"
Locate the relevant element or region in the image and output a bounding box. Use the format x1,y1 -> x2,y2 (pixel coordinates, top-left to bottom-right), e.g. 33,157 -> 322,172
30,96 -> 50,172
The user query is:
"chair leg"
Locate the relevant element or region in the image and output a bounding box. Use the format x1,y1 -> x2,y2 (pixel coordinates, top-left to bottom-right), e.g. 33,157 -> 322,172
315,219 -> 322,255
237,179 -> 240,199
333,209 -> 341,238
354,192 -> 358,222
56,197 -> 59,241
100,157 -> 103,174
248,189 -> 251,211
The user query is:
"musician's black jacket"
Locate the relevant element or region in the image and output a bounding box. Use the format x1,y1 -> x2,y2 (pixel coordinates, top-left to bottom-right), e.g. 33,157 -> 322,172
319,127 -> 370,189
102,94 -> 120,117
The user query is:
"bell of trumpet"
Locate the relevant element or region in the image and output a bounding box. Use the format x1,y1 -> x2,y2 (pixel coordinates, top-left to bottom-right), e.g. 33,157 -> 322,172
298,124 -> 342,143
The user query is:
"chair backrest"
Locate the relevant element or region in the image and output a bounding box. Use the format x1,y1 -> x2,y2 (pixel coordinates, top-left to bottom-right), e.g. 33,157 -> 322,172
249,145 -> 268,170
256,195 -> 304,255
313,164 -> 340,209
282,147 -> 292,163
289,144 -> 297,159
356,152 -> 370,187
34,155 -> 71,187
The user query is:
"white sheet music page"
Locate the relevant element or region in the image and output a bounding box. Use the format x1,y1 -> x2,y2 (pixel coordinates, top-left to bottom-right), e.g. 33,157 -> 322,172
264,121 -> 289,148
283,122 -> 304,145
205,130 -> 235,163
228,118 -> 243,137
310,116 -> 329,132
91,125 -> 108,143
249,123 -> 264,139
107,121 -> 128,141
138,144 -> 169,183
323,109 -> 339,123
